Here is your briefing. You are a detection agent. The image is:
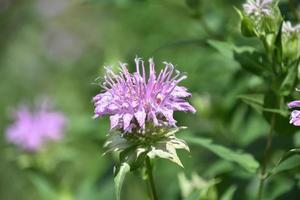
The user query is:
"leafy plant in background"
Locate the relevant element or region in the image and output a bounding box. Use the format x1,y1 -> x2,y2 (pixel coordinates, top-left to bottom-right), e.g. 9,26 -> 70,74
92,57 -> 196,200
233,0 -> 300,199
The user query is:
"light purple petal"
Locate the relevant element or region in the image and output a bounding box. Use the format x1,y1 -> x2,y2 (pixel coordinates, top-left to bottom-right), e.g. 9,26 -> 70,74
123,113 -> 133,130
171,86 -> 191,98
288,100 -> 300,108
148,111 -> 159,126
171,102 -> 196,113
161,108 -> 176,126
134,109 -> 146,127
110,114 -> 120,130
289,110 -> 300,126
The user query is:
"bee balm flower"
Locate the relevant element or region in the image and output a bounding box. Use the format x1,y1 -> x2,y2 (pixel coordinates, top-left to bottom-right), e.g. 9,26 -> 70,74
93,58 -> 196,133
5,101 -> 67,152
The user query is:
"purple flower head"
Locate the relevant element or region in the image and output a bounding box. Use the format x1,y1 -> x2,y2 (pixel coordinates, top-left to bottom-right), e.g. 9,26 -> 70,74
93,57 -> 196,133
288,100 -> 300,126
243,0 -> 273,16
5,100 -> 67,152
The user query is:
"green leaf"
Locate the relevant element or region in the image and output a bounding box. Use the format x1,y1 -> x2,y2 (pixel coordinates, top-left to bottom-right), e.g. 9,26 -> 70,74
273,155 -> 300,174
114,162 -> 130,200
262,91 -> 297,135
28,173 -> 57,200
179,172 -> 220,200
146,131 -> 189,167
237,93 -> 282,117
207,40 -> 235,59
279,64 -> 297,96
274,21 -> 283,64
103,133 -> 131,155
168,135 -> 190,152
233,48 -> 268,76
238,93 -> 264,113
119,146 -> 147,171
234,7 -> 257,37
220,185 -> 237,200
271,149 -> 300,175
183,136 -> 259,173
165,126 -> 187,136
147,141 -> 184,167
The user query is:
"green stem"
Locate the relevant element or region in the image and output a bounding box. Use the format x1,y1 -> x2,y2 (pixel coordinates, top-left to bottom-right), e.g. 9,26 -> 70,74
145,157 -> 158,200
257,114 -> 276,200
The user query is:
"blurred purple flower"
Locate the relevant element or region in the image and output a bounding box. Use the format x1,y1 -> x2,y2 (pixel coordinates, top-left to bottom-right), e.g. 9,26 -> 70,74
243,0 -> 273,16
5,101 -> 67,152
93,57 -> 196,133
288,100 -> 300,126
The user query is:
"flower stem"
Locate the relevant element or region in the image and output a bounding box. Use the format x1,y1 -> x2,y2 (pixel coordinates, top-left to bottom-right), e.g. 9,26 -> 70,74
145,156 -> 158,200
257,113 -> 276,200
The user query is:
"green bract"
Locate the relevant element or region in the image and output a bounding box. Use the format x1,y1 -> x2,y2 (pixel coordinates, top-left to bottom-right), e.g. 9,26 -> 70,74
104,126 -> 189,168
105,126 -> 190,200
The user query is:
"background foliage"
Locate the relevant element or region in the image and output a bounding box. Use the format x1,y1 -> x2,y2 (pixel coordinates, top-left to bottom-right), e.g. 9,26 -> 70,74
0,0 -> 299,199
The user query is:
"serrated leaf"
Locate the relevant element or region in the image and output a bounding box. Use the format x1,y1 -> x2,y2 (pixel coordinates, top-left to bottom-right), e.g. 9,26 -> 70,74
147,142 -> 183,167
165,126 -> 187,136
183,136 -> 259,173
114,162 -> 130,200
168,135 -> 190,152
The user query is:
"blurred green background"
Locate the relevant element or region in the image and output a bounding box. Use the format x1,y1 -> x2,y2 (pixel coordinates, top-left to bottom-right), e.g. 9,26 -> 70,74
0,0 -> 299,199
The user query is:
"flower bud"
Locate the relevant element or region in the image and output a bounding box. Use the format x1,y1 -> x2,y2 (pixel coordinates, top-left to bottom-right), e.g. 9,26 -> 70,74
281,21 -> 300,62
239,0 -> 282,37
